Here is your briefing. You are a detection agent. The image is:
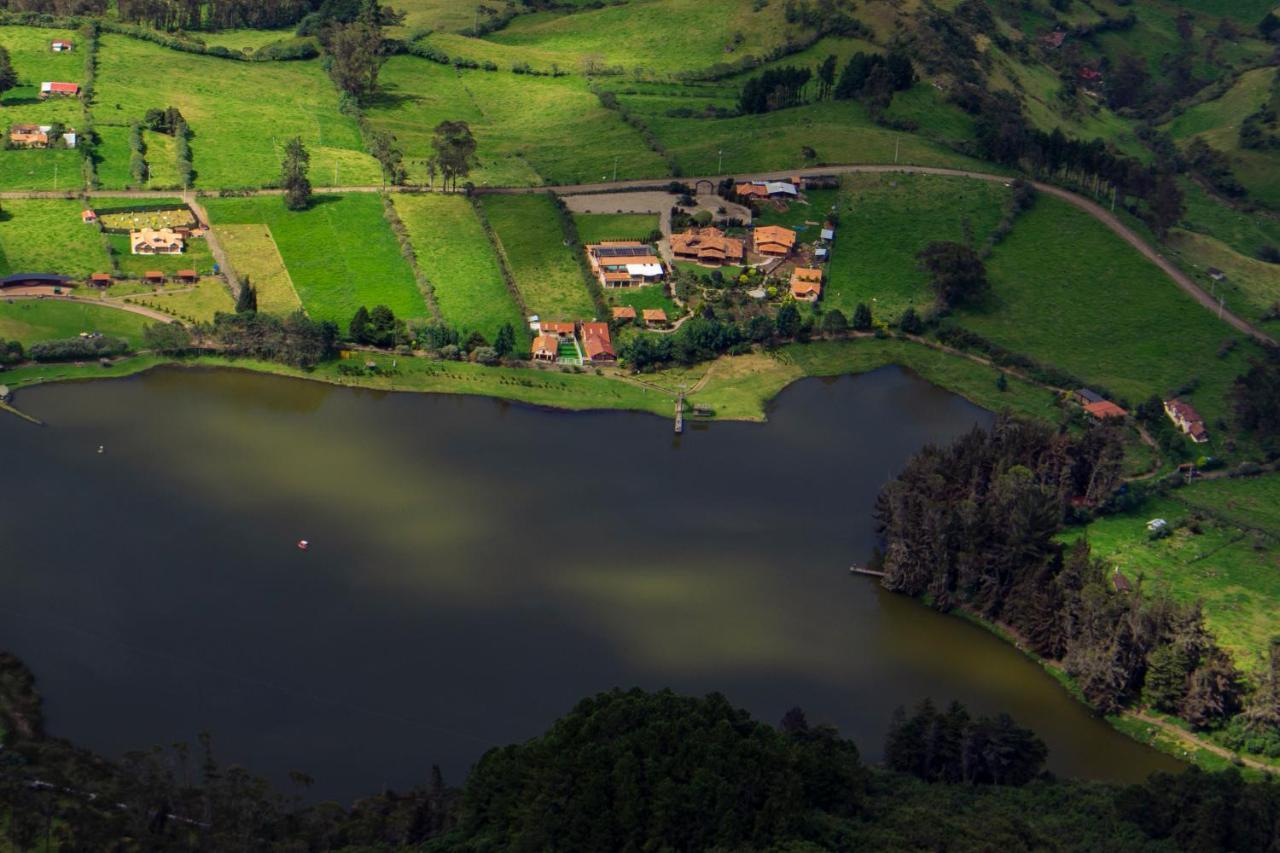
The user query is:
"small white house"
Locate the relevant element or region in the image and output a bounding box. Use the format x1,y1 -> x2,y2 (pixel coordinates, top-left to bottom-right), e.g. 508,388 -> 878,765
820,227 -> 835,241
1146,518 -> 1168,533
527,314 -> 541,332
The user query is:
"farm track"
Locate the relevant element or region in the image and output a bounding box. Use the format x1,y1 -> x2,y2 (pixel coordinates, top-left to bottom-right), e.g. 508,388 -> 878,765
2,164 -> 1273,345
2,293 -> 177,323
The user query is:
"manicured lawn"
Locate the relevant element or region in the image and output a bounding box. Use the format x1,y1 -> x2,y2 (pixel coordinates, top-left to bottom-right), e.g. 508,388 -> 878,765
0,298 -> 151,347
479,195 -> 595,320
202,194 -> 427,324
0,199 -> 108,277
573,213 -> 660,244
117,277 -> 235,322
610,285 -> 677,318
1066,473 -> 1280,672
212,224 -> 303,315
823,173 -> 1009,320
391,194 -> 525,344
752,189 -> 839,230
107,233 -> 214,277
93,34 -> 380,189
957,195 -> 1263,428
366,57 -> 665,186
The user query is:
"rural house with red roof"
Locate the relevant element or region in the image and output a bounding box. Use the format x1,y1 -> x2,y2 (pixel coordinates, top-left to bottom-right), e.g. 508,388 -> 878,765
585,241 -> 665,288
752,225 -> 797,258
670,227 -> 744,266
1164,398 -> 1209,443
580,322 -> 616,364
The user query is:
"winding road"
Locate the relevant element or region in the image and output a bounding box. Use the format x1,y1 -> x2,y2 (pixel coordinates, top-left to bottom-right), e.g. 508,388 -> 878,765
2,164 -> 1272,345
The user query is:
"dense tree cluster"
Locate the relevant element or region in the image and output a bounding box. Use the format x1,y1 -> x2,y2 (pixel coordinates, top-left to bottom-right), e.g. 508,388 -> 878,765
875,417 -> 1246,722
0,338 -> 23,366
348,304 -> 407,348
27,335 -> 129,361
916,240 -> 987,310
885,699 -> 1047,786
1230,353 -> 1280,452
833,50 -> 914,106
145,311 -> 339,367
737,65 -> 812,114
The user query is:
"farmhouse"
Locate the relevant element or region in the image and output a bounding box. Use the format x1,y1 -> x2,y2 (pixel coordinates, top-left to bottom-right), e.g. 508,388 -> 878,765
643,308 -> 668,328
50,39 -> 73,52
1164,398 -> 1209,444
790,267 -> 823,302
585,241 -> 665,288
540,321 -> 576,339
612,306 -> 637,322
1084,400 -> 1127,420
131,227 -> 185,255
580,322 -> 616,364
8,124 -> 48,147
39,81 -> 79,98
670,227 -> 744,266
735,180 -> 799,200
1074,388 -> 1104,405
752,225 -> 797,257
531,334 -> 559,362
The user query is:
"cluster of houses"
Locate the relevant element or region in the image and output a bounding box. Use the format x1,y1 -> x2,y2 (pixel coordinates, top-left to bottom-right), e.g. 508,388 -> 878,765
670,219 -> 835,303
7,123 -> 76,148
1074,388 -> 1128,421
530,319 -> 617,365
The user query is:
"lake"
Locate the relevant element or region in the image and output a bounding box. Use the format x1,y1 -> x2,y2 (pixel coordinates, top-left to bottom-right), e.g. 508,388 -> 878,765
0,365 -> 1181,801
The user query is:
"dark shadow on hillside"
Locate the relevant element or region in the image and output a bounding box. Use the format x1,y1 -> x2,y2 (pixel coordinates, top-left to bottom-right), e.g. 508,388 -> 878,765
363,90 -> 416,110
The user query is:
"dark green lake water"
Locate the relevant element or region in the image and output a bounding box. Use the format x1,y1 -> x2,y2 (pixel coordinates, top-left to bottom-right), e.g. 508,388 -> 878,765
0,365 -> 1181,800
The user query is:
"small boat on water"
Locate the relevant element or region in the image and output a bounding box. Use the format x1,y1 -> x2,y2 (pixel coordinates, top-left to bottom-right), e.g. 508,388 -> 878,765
297,539 -> 310,551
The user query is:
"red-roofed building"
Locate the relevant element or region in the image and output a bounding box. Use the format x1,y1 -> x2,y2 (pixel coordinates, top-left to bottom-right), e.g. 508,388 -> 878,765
540,321 -> 576,339
81,209 -> 97,224
177,269 -> 198,283
642,308 -> 668,328
1084,400 -> 1127,420
1164,398 -> 1209,444
531,334 -> 559,362
612,305 -> 637,322
752,225 -> 797,257
790,267 -> 823,302
40,81 -> 79,98
580,322 -> 616,363
51,39 -> 73,52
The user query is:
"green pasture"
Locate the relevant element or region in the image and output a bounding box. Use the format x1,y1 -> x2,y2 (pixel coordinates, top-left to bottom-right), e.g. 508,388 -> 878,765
573,213 -> 660,244
117,276 -> 235,322
0,25 -> 82,127
391,193 -> 525,344
957,195 -> 1262,428
202,193 -> 426,324
212,224 -> 303,315
0,298 -> 151,347
1178,177 -> 1280,260
1067,473 -> 1280,672
479,194 -> 595,320
823,173 -> 1009,320
367,57 -> 665,186
0,199 -> 107,276
106,233 -> 214,277
93,34 -> 379,189
484,0 -> 801,76
1165,228 -> 1280,328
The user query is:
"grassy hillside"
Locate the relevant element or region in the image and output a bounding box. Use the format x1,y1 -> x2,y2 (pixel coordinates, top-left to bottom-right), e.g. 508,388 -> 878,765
367,57 -> 666,186
203,194 -> 426,324
958,195 -> 1261,428
824,173 -> 1010,321
1069,473 -> 1280,672
93,34 -> 379,189
478,194 -> 595,320
1165,228 -> 1280,329
392,193 -> 526,344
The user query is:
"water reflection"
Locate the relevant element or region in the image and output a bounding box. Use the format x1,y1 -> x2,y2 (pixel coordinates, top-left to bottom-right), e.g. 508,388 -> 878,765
0,366 -> 1181,801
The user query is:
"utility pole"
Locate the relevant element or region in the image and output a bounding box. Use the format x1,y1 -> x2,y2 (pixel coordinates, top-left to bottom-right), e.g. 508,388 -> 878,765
53,161 -> 58,191
334,162 -> 339,187
613,155 -> 618,182
894,138 -> 900,164
1219,295 -> 1225,320
717,149 -> 723,174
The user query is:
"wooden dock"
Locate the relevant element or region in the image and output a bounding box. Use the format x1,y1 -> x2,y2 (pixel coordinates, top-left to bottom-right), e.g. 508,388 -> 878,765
674,395 -> 684,434
849,565 -> 886,578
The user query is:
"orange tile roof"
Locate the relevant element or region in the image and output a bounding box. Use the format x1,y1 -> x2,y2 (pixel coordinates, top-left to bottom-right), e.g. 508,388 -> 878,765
580,322 -> 615,361
642,308 -> 668,322
612,306 -> 637,319
670,227 -> 744,263
90,273 -> 111,282
531,334 -> 559,358
1084,400 -> 1127,419
177,269 -> 197,278
540,321 -> 576,335
144,270 -> 164,279
753,225 -> 797,253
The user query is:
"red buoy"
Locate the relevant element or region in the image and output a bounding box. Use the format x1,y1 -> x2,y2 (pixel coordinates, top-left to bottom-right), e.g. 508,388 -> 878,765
297,539 -> 310,551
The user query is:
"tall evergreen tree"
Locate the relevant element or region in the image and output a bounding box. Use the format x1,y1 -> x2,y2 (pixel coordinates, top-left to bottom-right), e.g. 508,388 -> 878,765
281,137 -> 312,211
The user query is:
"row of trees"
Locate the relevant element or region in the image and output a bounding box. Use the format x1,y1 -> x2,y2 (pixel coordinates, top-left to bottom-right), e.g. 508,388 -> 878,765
144,310 -> 338,367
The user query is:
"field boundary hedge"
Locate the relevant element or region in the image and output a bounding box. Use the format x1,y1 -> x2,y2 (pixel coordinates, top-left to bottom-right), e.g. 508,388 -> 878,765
468,196 -> 531,321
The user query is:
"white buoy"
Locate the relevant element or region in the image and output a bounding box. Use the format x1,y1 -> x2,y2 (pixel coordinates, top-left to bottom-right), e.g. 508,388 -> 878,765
97,445 -> 104,454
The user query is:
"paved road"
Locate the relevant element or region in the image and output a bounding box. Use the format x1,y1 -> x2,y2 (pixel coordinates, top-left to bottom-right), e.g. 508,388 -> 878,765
2,164 -> 1271,344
